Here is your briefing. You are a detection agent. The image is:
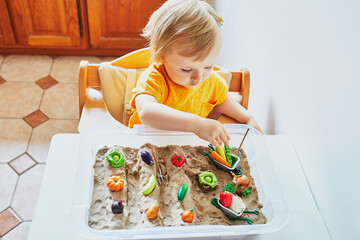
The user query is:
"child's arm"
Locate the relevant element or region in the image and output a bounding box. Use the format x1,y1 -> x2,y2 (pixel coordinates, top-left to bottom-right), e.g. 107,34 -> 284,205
135,94 -> 230,147
214,96 -> 264,134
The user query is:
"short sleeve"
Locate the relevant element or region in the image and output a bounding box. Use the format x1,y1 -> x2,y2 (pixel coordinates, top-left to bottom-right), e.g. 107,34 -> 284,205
214,72 -> 228,105
130,68 -> 166,109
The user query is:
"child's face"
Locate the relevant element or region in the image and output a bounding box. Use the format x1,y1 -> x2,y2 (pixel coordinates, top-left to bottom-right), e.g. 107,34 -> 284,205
162,40 -> 221,88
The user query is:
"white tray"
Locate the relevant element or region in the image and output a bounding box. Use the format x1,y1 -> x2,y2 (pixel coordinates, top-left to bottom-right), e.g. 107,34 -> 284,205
71,124 -> 288,239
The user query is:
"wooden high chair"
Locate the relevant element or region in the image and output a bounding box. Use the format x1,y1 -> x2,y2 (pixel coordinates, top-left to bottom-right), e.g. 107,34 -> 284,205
78,48 -> 250,133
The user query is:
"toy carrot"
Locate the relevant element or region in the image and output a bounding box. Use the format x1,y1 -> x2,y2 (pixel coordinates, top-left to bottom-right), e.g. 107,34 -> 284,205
210,150 -> 231,168
208,143 -> 231,167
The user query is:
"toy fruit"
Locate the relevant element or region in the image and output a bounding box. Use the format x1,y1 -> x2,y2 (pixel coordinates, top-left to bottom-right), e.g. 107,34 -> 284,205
181,209 -> 194,223
146,203 -> 159,220
141,151 -> 154,165
172,154 -> 185,167
106,150 -> 125,168
219,191 -> 233,207
142,174 -> 156,195
111,200 -> 124,214
230,172 -> 250,189
177,184 -> 188,201
107,176 -> 124,191
198,171 -> 217,188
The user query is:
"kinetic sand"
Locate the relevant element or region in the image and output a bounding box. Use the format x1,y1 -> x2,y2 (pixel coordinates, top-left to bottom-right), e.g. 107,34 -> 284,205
88,143 -> 266,229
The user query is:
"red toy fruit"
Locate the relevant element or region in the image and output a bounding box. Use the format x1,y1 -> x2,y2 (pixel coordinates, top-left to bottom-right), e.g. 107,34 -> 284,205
172,155 -> 185,167
219,192 -> 233,208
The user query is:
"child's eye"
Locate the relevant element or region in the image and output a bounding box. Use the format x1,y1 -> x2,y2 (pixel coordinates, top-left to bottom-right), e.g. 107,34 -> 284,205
205,66 -> 213,70
181,69 -> 192,73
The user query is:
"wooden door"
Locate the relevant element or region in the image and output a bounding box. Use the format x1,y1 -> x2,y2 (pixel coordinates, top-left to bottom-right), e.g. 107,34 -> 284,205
7,0 -> 82,47
87,0 -> 166,50
0,0 -> 16,45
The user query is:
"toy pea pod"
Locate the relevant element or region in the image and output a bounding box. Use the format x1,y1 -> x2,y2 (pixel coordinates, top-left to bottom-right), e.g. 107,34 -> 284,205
224,145 -> 232,166
177,184 -> 188,201
106,150 -> 125,168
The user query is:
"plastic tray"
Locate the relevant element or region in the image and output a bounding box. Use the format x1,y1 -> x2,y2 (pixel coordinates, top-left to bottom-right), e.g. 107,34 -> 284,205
71,124 -> 288,239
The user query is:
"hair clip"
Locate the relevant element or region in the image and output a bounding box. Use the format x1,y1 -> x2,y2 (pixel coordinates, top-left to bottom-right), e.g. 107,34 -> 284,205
220,17 -> 224,26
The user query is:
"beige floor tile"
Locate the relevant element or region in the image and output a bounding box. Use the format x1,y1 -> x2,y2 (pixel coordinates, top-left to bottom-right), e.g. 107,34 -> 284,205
40,83 -> 78,119
11,164 -> 45,221
50,56 -> 101,83
0,208 -> 21,236
2,222 -> 31,240
8,153 -> 36,175
0,119 -> 32,163
0,165 -> 18,213
0,55 -> 52,82
0,82 -> 43,118
27,119 -> 79,163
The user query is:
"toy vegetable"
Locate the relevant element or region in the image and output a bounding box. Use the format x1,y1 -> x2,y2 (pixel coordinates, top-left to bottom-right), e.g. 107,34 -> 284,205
111,200 -> 124,214
107,176 -> 124,191
106,150 -> 125,168
177,184 -> 188,201
198,171 -> 217,188
224,183 -> 236,194
208,144 -> 231,167
216,146 -> 226,160
224,145 -> 232,166
181,209 -> 194,223
220,192 -> 233,208
243,188 -> 251,197
172,154 -> 185,167
142,174 -> 156,195
146,203 -> 159,220
141,151 -> 154,165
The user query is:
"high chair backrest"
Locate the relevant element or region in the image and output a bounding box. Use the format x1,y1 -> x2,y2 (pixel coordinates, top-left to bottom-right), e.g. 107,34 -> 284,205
78,47 -> 250,130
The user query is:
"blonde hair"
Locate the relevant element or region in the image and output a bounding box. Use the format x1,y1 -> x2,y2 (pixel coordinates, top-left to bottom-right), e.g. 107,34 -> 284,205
142,0 -> 222,63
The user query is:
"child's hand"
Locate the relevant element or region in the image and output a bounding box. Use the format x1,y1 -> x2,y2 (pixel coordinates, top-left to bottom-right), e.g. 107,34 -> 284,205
194,118 -> 230,148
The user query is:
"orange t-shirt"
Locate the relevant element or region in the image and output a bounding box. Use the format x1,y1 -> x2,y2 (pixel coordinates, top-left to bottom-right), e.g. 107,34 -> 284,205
128,63 -> 228,128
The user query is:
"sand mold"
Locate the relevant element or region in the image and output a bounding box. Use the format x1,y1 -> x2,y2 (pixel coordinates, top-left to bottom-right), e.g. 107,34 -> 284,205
88,144 -> 267,229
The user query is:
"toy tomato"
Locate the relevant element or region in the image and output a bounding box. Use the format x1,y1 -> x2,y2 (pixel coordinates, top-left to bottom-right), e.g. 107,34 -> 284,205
172,155 -> 185,167
107,175 -> 124,191
181,209 -> 194,223
220,192 -> 233,208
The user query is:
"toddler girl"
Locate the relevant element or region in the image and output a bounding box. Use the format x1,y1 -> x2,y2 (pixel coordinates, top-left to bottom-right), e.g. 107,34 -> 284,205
129,0 -> 262,147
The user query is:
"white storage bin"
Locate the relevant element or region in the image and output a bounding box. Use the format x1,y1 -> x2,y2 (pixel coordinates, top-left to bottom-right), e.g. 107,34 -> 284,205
71,124 -> 288,239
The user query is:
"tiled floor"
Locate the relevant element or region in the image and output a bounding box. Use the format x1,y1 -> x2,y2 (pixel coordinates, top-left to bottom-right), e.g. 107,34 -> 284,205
0,54 -> 115,239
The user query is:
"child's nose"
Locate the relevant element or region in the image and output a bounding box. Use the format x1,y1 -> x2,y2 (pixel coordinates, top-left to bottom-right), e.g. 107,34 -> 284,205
191,70 -> 202,81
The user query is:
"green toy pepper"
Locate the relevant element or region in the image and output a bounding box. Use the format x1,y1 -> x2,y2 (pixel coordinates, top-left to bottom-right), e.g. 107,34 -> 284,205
199,171 -> 218,188
106,150 -> 125,168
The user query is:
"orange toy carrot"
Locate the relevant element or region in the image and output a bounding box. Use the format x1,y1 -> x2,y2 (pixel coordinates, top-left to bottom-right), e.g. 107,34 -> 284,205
210,150 -> 231,168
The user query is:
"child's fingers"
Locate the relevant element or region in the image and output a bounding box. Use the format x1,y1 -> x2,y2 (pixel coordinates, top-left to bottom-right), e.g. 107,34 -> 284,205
221,125 -> 230,144
213,137 -> 222,148
219,131 -> 229,146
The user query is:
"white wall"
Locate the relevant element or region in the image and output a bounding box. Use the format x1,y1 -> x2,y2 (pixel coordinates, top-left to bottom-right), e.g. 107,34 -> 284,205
216,0 -> 360,239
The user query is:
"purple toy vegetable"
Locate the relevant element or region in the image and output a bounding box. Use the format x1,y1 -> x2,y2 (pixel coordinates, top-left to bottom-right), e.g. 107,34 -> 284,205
141,151 -> 154,165
111,200 -> 124,214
